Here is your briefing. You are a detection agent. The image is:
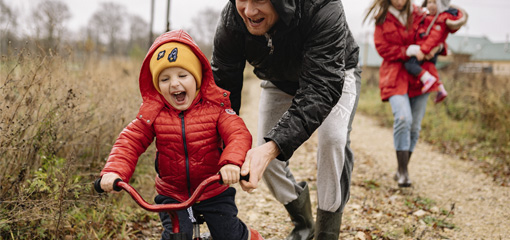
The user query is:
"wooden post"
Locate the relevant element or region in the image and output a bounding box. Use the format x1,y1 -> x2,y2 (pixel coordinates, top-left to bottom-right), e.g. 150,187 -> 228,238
166,0 -> 171,32
149,0 -> 155,48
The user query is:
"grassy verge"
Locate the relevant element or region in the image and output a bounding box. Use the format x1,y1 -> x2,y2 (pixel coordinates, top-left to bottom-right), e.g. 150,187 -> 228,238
0,45 -> 158,239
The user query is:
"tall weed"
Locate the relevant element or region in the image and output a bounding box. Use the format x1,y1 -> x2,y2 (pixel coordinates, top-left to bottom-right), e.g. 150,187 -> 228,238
0,43 -> 156,238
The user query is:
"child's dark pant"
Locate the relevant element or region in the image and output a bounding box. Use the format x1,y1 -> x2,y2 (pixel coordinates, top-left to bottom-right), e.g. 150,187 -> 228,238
404,57 -> 424,76
404,54 -> 440,77
155,187 -> 249,240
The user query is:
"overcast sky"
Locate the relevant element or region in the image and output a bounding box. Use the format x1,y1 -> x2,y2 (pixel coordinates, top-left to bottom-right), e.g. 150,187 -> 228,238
7,0 -> 510,43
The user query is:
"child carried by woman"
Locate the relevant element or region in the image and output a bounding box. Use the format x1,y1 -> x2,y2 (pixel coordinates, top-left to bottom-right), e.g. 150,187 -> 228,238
404,0 -> 468,103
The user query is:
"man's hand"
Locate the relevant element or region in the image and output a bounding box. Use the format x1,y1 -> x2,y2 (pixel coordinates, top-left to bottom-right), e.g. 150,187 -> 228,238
219,164 -> 241,185
100,172 -> 121,193
240,141 -> 280,192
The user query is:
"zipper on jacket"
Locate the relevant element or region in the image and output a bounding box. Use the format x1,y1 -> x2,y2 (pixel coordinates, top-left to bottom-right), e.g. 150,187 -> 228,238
179,112 -> 192,197
264,33 -> 274,55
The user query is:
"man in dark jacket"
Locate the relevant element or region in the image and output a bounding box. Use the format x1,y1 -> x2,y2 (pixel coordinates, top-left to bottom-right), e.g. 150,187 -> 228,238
212,0 -> 361,239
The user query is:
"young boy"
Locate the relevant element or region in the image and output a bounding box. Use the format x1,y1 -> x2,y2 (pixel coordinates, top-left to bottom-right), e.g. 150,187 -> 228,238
98,30 -> 263,240
405,0 -> 467,103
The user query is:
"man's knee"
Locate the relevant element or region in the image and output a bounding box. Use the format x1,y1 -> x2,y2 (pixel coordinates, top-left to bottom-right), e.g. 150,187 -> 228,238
321,131 -> 348,149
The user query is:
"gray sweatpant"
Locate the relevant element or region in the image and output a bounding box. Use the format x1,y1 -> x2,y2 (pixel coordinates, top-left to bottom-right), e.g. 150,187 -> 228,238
259,68 -> 361,212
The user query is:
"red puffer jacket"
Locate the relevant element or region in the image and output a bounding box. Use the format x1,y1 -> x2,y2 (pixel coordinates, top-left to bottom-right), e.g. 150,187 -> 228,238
100,30 -> 252,202
416,7 -> 467,55
374,5 -> 426,101
413,7 -> 467,91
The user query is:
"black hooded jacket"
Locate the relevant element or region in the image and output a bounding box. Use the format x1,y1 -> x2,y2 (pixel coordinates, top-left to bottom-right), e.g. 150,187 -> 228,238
212,0 -> 359,161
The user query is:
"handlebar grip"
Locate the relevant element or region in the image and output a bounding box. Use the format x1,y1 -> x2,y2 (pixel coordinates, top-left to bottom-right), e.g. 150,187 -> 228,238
113,178 -> 123,192
240,174 -> 250,182
94,177 -> 123,193
219,174 -> 250,185
94,178 -> 104,193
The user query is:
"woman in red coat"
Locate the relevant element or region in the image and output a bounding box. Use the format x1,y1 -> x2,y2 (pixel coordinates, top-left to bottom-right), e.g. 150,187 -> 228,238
365,0 -> 428,188
98,30 -> 262,240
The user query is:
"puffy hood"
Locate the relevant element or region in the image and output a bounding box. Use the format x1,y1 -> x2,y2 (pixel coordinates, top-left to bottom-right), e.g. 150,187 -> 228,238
137,30 -> 231,124
269,0 -> 299,26
446,4 -> 468,31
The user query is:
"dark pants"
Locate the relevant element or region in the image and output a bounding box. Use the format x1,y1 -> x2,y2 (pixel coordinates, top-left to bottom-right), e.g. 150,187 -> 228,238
404,54 -> 439,77
154,187 -> 249,240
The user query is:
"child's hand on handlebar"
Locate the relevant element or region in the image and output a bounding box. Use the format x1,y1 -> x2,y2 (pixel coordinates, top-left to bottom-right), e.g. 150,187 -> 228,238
101,172 -> 122,192
219,164 -> 241,185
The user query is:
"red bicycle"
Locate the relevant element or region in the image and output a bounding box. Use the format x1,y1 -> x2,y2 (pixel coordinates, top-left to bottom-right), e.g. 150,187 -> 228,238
94,174 -> 251,240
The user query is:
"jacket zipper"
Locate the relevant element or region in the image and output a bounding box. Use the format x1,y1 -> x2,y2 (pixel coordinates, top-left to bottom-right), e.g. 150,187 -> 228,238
264,33 -> 274,55
179,112 -> 192,197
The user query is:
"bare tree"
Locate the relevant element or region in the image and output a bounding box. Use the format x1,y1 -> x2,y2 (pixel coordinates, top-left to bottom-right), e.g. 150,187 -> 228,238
0,0 -> 16,30
128,14 -> 149,55
187,7 -> 221,49
186,7 -> 221,59
0,0 -> 18,54
32,0 -> 71,51
89,2 -> 126,56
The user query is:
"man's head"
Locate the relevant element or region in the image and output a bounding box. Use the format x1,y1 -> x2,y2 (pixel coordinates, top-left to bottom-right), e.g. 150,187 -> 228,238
235,0 -> 279,36
150,42 -> 203,110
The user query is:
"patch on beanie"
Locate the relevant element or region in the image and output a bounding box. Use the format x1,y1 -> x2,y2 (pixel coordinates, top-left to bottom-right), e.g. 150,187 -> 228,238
157,50 -> 166,60
168,48 -> 178,62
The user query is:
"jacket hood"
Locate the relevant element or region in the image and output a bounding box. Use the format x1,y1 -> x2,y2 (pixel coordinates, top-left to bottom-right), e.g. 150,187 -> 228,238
445,4 -> 468,31
436,0 -> 450,14
137,30 -> 231,123
270,0 -> 298,26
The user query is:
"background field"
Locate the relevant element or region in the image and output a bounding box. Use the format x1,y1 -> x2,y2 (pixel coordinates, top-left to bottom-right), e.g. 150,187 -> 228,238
1,45 -> 509,238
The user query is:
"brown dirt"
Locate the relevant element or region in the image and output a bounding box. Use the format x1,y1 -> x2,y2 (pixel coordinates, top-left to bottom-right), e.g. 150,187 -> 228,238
235,77 -> 510,240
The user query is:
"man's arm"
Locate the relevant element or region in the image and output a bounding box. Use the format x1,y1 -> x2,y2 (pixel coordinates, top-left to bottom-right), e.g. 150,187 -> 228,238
211,2 -> 247,114
240,141 -> 280,192
264,1 -> 350,161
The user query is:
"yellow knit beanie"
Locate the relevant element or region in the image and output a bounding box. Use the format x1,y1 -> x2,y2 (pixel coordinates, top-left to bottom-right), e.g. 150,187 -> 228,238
150,42 -> 202,93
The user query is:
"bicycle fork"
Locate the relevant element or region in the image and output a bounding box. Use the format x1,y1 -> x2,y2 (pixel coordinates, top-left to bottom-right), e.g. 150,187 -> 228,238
187,207 -> 202,240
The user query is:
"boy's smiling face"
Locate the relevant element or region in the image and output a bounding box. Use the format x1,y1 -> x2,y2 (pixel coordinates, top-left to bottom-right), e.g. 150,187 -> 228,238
158,67 -> 197,111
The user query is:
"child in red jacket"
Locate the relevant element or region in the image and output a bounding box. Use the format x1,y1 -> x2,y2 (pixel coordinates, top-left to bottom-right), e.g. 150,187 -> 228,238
98,30 -> 262,240
405,0 -> 467,103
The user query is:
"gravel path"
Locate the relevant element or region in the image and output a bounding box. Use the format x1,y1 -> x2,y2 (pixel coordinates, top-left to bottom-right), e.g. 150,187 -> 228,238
235,78 -> 510,240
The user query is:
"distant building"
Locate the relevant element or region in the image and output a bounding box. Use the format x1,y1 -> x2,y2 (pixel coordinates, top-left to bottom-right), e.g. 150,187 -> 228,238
358,41 -> 383,84
445,35 -> 510,76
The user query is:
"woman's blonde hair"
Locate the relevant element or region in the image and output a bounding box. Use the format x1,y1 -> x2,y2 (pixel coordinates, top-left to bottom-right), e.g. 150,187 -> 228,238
364,0 -> 413,29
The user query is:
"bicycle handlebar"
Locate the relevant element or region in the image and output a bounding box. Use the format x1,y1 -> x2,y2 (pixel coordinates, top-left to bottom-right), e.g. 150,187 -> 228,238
94,174 -> 250,213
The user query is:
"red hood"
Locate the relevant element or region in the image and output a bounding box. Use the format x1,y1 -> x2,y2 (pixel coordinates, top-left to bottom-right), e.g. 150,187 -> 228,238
137,30 -> 231,123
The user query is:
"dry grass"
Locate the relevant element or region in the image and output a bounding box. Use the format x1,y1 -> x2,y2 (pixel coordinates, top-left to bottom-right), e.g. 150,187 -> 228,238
0,44 -> 146,238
